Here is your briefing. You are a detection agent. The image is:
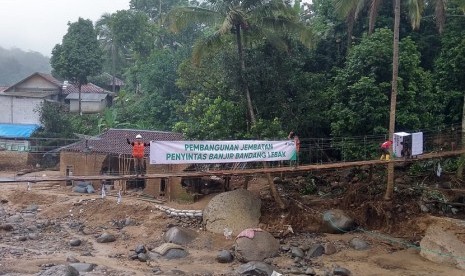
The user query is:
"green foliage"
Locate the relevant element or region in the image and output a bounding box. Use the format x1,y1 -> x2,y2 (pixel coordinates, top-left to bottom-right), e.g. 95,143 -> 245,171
174,92 -> 246,139
51,18 -> 103,85
329,28 -> 438,137
300,178 -> 317,195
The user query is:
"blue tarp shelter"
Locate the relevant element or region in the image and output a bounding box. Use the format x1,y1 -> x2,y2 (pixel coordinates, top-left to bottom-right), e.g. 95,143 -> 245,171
0,124 -> 40,138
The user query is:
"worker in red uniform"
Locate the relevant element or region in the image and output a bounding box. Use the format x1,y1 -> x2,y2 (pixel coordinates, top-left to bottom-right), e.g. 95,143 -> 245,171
380,140 -> 393,161
127,134 -> 150,175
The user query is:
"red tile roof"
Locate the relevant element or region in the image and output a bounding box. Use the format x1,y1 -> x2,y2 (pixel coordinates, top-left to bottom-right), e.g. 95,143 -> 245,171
61,128 -> 184,155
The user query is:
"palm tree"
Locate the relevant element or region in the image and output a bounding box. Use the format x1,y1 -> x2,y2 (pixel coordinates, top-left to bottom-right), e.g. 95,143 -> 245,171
167,0 -> 312,127
96,13 -> 128,93
167,0 -> 312,209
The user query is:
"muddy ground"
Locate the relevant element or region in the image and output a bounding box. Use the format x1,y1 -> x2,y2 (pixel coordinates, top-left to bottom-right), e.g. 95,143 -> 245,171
0,167 -> 465,276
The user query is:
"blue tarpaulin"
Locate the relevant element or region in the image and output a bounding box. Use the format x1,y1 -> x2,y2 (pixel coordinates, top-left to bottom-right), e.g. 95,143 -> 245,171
0,124 -> 40,138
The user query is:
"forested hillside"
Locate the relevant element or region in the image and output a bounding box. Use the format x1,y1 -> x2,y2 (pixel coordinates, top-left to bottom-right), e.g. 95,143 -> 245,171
40,0 -> 465,143
0,47 -> 51,85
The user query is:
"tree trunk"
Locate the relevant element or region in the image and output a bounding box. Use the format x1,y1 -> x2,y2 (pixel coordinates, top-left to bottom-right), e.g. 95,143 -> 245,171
263,162 -> 287,210
384,0 -> 400,200
457,92 -> 465,178
112,44 -> 116,93
235,24 -> 256,126
78,83 -> 82,116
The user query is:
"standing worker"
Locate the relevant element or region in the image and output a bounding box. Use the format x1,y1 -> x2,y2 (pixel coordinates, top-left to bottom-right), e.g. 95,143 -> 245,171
288,131 -> 301,167
127,134 -> 150,176
380,140 -> 393,161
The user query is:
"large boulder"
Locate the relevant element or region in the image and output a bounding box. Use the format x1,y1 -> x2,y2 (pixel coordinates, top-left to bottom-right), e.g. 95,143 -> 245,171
420,217 -> 465,270
320,209 -> 356,234
234,229 -> 280,262
163,226 -> 198,245
203,189 -> 261,234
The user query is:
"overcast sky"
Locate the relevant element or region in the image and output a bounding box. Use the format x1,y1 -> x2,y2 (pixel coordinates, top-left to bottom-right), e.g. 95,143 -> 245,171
0,0 -> 130,57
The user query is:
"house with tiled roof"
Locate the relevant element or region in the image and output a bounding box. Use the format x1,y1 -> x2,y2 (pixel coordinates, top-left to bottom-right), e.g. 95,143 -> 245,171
60,128 -> 190,200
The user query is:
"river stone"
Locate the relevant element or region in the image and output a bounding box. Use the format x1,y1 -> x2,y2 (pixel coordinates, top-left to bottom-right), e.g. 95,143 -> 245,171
96,233 -> 116,243
203,189 -> 261,234
291,247 -> 305,258
234,230 -> 280,262
420,218 -> 465,270
217,249 -> 234,263
163,226 -> 198,245
69,239 -> 81,246
333,267 -> 352,276
236,261 -> 279,276
0,224 -> 13,231
135,244 -> 146,254
349,238 -> 369,250
324,242 -> 337,255
37,265 -> 79,276
164,248 -> 188,259
307,244 -> 325,258
138,253 -> 149,262
69,263 -> 96,272
321,209 -> 356,234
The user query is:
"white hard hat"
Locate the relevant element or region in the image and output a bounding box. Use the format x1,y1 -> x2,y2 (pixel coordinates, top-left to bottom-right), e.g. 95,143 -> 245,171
136,134 -> 142,139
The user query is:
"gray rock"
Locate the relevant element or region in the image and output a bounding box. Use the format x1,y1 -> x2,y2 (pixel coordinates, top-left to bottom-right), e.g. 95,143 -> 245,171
17,236 -> 27,241
96,233 -> 116,243
69,239 -> 81,246
307,244 -> 325,258
203,189 -> 261,234
137,253 -> 149,262
7,214 -> 22,223
129,253 -> 139,260
281,245 -> 290,252
236,261 -> 279,276
235,230 -> 280,262
37,265 -> 79,276
451,208 -> 459,215
164,248 -> 188,259
333,267 -> 352,276
135,244 -> 146,254
163,226 -> 198,245
419,203 -> 429,213
216,249 -> 234,263
321,209 -> 356,234
305,267 -> 316,275
28,233 -> 39,240
291,246 -> 305,258
69,263 -> 96,272
324,243 -> 337,255
349,238 -> 369,250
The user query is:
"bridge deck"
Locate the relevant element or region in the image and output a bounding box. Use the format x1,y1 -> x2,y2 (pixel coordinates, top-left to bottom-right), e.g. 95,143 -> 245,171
1,149 -> 463,183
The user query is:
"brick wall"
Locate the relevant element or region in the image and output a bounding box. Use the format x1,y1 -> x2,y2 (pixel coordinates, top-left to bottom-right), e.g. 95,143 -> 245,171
0,151 -> 29,170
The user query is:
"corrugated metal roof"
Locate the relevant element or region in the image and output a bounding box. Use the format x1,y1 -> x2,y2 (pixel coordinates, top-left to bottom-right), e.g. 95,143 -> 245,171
65,93 -> 108,101
62,128 -> 184,155
0,124 -> 40,138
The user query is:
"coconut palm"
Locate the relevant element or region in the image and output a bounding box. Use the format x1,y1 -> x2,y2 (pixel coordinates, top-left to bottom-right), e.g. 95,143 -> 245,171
167,0 -> 312,210
167,0 -> 313,126
96,13 -> 129,92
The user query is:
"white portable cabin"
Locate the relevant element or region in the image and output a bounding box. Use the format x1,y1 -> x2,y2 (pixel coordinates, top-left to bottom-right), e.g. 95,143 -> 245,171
393,132 -> 423,158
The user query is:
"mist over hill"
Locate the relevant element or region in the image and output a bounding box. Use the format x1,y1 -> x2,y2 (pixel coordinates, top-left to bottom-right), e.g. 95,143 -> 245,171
0,46 -> 51,86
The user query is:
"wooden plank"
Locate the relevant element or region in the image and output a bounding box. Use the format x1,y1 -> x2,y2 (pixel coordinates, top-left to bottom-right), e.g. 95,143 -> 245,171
1,149 -> 464,184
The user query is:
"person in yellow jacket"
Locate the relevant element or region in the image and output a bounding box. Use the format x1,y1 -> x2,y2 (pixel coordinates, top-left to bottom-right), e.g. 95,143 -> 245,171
127,134 -> 150,175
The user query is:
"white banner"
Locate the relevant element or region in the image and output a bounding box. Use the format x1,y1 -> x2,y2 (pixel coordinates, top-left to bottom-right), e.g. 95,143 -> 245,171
150,140 -> 297,164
